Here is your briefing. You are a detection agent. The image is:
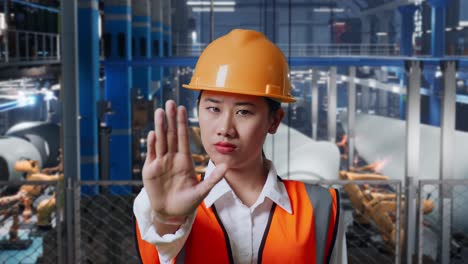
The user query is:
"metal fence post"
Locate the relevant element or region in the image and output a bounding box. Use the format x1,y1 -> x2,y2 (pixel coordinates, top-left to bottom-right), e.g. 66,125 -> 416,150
15,31 -> 19,60
42,33 -> 46,58
439,60 -> 457,264
3,0 -> 8,62
57,35 -> 61,60
347,66 -> 356,170
25,32 -> 29,60
328,66 -> 337,142
417,180 -> 424,264
56,181 -> 63,264
61,0 -> 80,262
311,69 -> 319,140
74,183 -> 81,263
396,181 -> 402,264
404,60 -> 422,264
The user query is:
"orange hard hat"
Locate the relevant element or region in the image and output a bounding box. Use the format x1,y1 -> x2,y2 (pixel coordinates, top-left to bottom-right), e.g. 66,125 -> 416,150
183,29 -> 295,103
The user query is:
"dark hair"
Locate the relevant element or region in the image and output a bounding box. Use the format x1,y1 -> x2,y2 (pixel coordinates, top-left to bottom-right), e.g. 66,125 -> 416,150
196,91 -> 281,115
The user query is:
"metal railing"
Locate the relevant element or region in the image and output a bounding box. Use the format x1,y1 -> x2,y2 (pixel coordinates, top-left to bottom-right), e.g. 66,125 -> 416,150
0,29 -> 61,63
73,179 -> 403,264
174,43 -> 399,57
417,179 -> 468,264
9,178 -> 468,264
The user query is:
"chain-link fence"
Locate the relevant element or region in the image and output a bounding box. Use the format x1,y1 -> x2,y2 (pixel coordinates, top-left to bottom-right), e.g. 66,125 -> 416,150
9,178 -> 468,264
74,179 -> 403,264
0,180 -> 62,264
75,181 -> 143,264
418,180 -> 468,264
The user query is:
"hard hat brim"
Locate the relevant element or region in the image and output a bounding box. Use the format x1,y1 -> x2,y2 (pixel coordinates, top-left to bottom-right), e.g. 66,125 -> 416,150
182,84 -> 296,103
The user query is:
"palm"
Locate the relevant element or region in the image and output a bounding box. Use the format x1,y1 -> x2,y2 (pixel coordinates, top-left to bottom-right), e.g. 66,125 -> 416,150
142,100 -> 226,219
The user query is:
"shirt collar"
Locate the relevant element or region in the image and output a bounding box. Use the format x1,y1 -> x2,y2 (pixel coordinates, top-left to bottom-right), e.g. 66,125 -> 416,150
203,160 -> 292,214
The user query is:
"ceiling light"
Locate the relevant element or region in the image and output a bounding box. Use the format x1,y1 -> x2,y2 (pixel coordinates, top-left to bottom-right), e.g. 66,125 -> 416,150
0,13 -> 6,31
192,7 -> 235,12
313,7 -> 344,13
459,21 -> 468,27
187,1 -> 236,6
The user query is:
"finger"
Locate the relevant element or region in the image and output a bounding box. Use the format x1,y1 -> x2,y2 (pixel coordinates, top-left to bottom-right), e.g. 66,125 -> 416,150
194,163 -> 227,199
145,131 -> 156,162
166,100 -> 178,153
177,106 -> 190,154
155,108 -> 167,156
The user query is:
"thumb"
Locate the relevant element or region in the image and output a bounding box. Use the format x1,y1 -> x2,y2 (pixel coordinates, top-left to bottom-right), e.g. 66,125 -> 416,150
194,163 -> 228,200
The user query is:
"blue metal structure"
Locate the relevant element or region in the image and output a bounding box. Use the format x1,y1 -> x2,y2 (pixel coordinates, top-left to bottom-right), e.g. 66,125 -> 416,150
398,5 -> 418,57
78,0 -> 100,183
151,0 -> 164,103
427,0 -> 449,126
428,0 -> 447,58
103,0 -> 132,183
163,0 -> 172,57
132,0 -> 151,99
102,56 -> 468,68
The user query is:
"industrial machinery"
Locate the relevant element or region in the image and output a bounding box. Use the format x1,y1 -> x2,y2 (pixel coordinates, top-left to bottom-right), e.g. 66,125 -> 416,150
0,122 -> 60,182
0,121 -> 61,260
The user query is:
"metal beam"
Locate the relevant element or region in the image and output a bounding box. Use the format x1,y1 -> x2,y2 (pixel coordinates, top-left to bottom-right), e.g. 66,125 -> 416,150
439,60 -> 457,264
11,0 -> 60,13
328,67 -> 337,142
404,60 -> 421,264
347,67 -> 356,170
102,57 -> 468,67
61,0 -> 80,263
311,70 -> 319,140
361,0 -> 419,16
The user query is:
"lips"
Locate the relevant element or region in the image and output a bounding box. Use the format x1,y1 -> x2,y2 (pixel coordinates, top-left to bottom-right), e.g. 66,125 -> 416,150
214,142 -> 237,154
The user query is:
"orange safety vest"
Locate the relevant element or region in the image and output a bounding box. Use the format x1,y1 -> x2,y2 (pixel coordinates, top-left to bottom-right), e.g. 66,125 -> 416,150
134,180 -> 340,264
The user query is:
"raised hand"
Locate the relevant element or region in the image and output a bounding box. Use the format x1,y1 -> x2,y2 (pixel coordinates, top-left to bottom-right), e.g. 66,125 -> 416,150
142,100 -> 226,228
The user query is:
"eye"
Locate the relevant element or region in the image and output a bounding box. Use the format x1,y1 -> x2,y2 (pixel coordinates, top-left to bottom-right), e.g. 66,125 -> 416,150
206,106 -> 220,113
236,109 -> 252,116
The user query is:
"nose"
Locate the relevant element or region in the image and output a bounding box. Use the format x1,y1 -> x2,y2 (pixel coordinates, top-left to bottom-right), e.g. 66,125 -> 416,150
216,113 -> 236,138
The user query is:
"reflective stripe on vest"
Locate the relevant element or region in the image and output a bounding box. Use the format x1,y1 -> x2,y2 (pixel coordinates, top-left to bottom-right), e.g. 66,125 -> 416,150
134,180 -> 340,264
305,184 -> 340,264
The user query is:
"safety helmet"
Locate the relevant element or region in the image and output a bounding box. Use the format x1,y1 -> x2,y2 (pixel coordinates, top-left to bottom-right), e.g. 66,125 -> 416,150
183,29 -> 296,103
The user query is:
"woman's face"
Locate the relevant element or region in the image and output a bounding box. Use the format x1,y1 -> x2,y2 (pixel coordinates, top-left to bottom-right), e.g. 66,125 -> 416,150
198,90 -> 284,169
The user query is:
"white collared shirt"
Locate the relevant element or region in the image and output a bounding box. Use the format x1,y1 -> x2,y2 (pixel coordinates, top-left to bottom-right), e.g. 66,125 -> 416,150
133,160 -> 347,264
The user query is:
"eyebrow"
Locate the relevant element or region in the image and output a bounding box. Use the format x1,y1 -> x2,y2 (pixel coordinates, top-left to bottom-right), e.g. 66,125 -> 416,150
205,98 -> 222,103
234,102 -> 256,107
205,98 -> 256,107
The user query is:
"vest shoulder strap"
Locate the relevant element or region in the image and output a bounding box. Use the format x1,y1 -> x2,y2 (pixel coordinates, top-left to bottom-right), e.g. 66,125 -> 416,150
304,184 -> 340,264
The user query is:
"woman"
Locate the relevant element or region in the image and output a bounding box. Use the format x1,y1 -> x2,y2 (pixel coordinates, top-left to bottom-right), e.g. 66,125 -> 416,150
134,29 -> 346,264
